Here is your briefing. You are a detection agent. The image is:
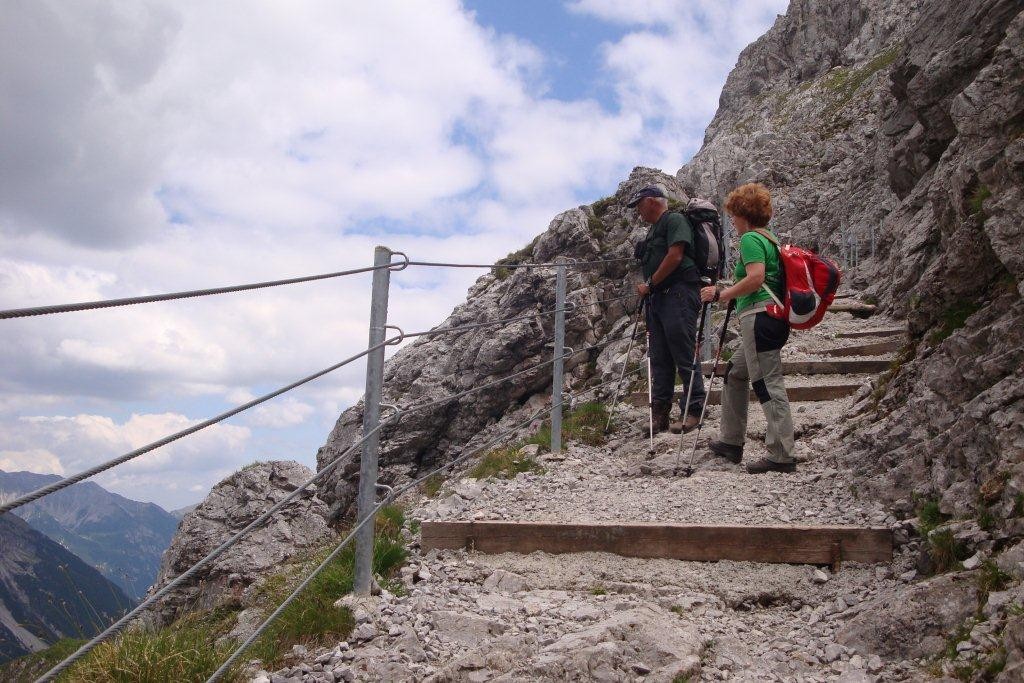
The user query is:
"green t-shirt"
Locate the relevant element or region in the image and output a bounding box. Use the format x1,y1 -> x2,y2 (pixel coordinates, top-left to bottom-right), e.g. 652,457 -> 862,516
734,229 -> 784,313
641,211 -> 697,282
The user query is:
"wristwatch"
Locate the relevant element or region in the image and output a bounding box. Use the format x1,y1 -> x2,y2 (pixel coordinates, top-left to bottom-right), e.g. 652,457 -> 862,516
645,278 -> 654,289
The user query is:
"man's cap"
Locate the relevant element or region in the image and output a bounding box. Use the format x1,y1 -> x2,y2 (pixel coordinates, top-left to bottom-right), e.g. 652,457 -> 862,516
626,184 -> 667,207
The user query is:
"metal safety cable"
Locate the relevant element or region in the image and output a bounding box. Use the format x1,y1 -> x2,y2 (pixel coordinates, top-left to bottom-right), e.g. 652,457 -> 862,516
0,334 -> 404,519
33,411 -> 401,683
405,256 -> 631,270
0,256 -> 408,320
205,405 -> 554,682
396,333 -> 633,417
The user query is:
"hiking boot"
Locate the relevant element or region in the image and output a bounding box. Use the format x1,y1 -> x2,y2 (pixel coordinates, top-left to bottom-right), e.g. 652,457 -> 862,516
709,440 -> 743,464
647,399 -> 671,436
745,457 -> 796,474
669,413 -> 701,434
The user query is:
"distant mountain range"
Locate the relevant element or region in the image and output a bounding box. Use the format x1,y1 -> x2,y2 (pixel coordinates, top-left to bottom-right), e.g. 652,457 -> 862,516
0,513 -> 133,663
0,471 -> 181,601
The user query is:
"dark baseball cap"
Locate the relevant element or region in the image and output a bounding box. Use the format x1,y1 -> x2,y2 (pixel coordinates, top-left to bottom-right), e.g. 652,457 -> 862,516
625,184 -> 667,207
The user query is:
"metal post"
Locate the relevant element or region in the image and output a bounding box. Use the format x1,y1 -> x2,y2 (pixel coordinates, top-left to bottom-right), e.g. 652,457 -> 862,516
550,262 -> 567,453
870,225 -> 876,259
354,246 -> 392,595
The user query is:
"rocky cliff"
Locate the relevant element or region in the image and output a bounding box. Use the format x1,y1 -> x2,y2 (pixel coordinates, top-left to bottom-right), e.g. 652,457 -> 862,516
673,0 -> 1023,522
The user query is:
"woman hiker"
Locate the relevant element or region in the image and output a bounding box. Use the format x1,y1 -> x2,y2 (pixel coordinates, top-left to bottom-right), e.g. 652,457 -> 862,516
699,183 -> 797,474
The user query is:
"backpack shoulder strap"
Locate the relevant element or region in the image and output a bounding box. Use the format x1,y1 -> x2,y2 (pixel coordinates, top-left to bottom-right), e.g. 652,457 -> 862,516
752,229 -> 784,307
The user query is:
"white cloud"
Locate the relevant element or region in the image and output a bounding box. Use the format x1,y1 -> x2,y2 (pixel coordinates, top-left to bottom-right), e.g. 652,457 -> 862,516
1,412 -> 251,508
248,397 -> 315,429
0,449 -> 66,476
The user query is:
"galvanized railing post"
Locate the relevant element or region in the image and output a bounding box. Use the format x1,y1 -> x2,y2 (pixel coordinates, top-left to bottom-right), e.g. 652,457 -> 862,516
550,261 -> 567,453
354,245 -> 392,595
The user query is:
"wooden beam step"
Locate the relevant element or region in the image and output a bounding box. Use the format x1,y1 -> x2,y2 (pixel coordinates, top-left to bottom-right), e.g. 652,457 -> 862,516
421,521 -> 893,565
701,359 -> 890,376
829,301 -> 878,316
823,340 -> 902,357
628,383 -> 862,406
836,328 -> 905,339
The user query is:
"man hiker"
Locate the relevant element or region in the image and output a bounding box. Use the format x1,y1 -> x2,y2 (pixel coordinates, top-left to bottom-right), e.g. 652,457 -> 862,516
629,184 -> 706,435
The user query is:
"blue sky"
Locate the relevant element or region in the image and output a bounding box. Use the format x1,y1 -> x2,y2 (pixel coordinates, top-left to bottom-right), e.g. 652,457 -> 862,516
0,0 -> 788,510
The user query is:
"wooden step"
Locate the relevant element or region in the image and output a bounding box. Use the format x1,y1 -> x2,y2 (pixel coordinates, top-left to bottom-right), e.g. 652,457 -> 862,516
421,521 -> 893,566
628,382 -> 863,406
701,359 -> 890,376
822,340 -> 902,357
829,301 -> 877,316
836,328 -> 905,339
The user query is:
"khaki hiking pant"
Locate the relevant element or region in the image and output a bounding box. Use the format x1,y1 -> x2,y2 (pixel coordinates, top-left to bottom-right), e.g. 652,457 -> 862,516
720,309 -> 795,463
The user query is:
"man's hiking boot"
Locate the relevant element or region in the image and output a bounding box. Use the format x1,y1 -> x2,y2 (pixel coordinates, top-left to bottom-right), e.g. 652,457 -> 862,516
745,457 -> 797,474
708,440 -> 743,464
647,400 -> 671,436
669,413 -> 701,434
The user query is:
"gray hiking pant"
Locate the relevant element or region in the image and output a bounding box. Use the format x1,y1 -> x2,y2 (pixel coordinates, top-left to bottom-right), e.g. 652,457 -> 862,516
719,309 -> 795,463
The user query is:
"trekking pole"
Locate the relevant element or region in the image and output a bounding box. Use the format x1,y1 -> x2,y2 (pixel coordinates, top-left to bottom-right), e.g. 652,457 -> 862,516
645,319 -> 655,454
679,299 -> 736,477
672,277 -> 712,474
604,296 -> 646,434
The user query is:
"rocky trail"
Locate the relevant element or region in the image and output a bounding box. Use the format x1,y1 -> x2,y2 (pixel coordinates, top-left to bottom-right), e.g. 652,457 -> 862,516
254,310 -> 1008,682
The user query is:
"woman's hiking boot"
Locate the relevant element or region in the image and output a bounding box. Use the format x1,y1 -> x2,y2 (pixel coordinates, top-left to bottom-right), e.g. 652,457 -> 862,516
708,440 -> 743,463
745,457 -> 796,474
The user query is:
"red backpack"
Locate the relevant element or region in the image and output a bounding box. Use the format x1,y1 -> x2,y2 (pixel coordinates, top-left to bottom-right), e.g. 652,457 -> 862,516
754,229 -> 842,330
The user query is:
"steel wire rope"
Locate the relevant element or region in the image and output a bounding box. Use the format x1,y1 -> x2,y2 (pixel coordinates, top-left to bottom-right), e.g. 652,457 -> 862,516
0,334 -> 406,519
400,303 -> 577,341
392,332 -> 634,418
0,256 -> 409,320
33,409 -> 403,683
205,404 -> 554,682
405,256 -> 631,270
568,365 -> 645,403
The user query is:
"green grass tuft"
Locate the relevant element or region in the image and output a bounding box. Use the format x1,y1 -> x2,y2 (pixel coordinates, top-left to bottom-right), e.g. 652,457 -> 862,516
591,195 -> 615,217
469,446 -> 544,480
526,402 -> 611,449
968,185 -> 992,217
917,498 -> 949,535
590,585 -> 607,596
929,529 -> 970,574
66,620 -> 243,683
422,473 -> 445,498
977,559 -> 1012,604
927,299 -> 982,345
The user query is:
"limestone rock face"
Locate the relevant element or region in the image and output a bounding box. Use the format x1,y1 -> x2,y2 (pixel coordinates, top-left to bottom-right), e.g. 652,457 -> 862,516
147,461 -> 333,625
315,170 -> 690,518
835,571 -> 977,659
678,0 -> 1024,521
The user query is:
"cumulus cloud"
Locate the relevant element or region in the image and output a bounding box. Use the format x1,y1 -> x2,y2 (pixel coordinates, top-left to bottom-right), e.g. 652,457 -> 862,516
0,449 -> 66,476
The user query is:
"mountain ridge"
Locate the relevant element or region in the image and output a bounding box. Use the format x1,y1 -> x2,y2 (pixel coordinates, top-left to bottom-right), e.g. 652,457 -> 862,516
0,470 -> 180,601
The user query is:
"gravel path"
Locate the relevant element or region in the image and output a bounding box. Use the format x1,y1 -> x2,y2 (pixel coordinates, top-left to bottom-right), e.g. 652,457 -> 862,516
261,311 -> 926,682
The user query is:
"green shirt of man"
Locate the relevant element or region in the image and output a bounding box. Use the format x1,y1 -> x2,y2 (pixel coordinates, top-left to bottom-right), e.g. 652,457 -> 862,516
641,211 -> 697,282
734,229 -> 784,313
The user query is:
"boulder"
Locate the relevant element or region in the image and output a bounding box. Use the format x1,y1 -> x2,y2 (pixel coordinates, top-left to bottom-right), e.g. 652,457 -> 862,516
147,461 -> 333,626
